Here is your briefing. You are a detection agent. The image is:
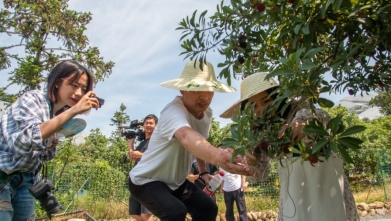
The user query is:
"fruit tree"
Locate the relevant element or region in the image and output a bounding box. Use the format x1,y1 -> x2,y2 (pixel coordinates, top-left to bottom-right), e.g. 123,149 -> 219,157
177,0 -> 391,163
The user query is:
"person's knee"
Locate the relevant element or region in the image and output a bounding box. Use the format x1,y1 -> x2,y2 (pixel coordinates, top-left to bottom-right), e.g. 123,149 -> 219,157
0,200 -> 12,211
171,206 -> 187,220
27,214 -> 35,221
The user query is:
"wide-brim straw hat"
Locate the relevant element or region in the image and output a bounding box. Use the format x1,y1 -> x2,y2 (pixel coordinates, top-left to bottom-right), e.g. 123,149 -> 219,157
220,72 -> 279,118
160,60 -> 236,93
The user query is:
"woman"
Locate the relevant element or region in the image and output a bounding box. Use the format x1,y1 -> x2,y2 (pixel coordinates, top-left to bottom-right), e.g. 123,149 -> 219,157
220,72 -> 359,221
0,60 -> 101,221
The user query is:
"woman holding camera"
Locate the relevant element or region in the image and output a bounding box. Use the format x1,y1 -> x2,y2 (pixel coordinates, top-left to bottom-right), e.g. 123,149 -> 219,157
0,60 -> 100,221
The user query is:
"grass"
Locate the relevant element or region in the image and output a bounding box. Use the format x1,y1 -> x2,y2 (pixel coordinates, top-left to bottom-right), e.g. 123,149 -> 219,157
36,180 -> 391,220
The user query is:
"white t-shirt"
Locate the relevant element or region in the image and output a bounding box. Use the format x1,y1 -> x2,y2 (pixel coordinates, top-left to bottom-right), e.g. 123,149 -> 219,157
129,96 -> 212,190
220,168 -> 242,192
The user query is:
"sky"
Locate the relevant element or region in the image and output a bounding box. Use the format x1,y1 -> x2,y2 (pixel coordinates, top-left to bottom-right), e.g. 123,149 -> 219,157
0,0 -> 350,138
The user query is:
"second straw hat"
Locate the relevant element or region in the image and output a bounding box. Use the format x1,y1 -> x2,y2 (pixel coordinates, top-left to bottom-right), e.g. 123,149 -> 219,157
220,72 -> 279,118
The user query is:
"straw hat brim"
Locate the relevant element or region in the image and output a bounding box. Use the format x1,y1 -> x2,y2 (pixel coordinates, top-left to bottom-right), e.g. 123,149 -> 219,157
161,78 -> 235,93
160,60 -> 236,93
220,72 -> 279,118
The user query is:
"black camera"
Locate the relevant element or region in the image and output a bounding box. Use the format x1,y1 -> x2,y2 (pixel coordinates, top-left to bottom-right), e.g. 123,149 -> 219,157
29,179 -> 64,219
121,119 -> 145,141
90,94 -> 105,108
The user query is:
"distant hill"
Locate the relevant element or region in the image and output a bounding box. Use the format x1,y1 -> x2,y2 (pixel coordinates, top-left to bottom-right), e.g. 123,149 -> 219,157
336,93 -> 382,120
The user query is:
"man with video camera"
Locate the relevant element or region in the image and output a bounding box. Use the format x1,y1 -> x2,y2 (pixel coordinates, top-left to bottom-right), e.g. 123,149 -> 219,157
127,114 -> 158,221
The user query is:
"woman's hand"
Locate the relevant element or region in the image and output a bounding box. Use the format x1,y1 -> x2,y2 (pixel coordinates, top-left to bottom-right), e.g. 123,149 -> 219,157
289,119 -> 307,144
47,135 -> 59,150
71,91 -> 100,115
245,150 -> 261,166
278,120 -> 307,144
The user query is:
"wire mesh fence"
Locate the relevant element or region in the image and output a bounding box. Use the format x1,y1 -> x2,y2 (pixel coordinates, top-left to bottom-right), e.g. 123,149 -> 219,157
38,153 -> 391,219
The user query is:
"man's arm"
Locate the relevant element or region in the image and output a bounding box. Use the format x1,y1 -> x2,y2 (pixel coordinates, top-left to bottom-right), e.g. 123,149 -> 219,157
174,126 -> 253,176
196,157 -> 207,173
127,138 -> 135,161
220,180 -> 225,193
187,172 -> 198,181
241,175 -> 247,191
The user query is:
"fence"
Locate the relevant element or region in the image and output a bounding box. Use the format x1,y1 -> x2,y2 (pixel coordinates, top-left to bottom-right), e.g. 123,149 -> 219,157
39,154 -> 391,219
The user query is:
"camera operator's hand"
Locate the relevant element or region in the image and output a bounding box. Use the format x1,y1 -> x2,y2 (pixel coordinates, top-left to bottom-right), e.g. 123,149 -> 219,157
70,91 -> 100,115
130,151 -> 143,160
127,137 -> 135,161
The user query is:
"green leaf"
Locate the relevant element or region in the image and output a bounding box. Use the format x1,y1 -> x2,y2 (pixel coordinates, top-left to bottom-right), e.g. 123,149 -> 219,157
302,23 -> 310,35
326,141 -> 334,158
339,125 -> 366,137
268,69 -> 295,78
318,97 -> 334,108
302,60 -> 315,70
302,125 -> 329,136
338,146 -> 354,164
199,10 -> 208,23
221,137 -> 240,148
332,0 -> 343,13
312,138 -> 329,154
230,148 -> 245,162
294,23 -> 302,35
337,137 -> 363,149
303,47 -> 323,60
291,147 -> 301,154
231,125 -> 239,140
331,115 -> 342,136
190,10 -> 197,27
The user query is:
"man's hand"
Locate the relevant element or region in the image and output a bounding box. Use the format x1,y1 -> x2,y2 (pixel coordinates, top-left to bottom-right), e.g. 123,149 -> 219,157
175,126 -> 254,176
130,151 -> 143,161
200,173 -> 213,189
218,149 -> 254,176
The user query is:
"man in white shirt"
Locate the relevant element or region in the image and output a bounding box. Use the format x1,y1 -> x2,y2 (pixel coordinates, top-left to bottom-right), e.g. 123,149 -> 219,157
128,60 -> 254,221
220,167 -> 248,221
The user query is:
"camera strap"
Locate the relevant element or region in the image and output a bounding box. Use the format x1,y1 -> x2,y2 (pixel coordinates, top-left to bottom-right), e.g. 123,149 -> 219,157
41,162 -> 49,181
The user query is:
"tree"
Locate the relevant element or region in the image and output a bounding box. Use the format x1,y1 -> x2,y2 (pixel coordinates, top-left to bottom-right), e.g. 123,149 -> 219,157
178,0 -> 390,96
207,118 -> 231,146
0,0 -> 115,103
108,103 -> 130,166
110,103 -> 131,137
370,91 -> 391,116
177,0 -> 390,162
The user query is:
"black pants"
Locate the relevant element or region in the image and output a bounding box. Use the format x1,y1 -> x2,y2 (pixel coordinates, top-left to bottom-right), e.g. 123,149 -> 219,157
223,189 -> 248,221
129,178 -> 217,221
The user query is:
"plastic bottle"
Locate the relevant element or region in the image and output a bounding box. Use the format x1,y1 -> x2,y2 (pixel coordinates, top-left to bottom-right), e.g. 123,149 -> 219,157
241,181 -> 249,192
202,171 -> 225,197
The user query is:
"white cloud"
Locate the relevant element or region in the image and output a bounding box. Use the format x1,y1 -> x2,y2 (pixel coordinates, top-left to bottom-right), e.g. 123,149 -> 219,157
1,1 -> 349,138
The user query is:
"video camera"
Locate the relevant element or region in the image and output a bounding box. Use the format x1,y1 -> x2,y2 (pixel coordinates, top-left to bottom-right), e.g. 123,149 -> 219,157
120,119 -> 145,141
